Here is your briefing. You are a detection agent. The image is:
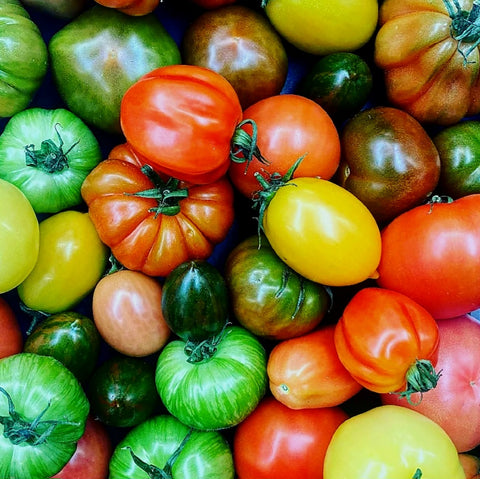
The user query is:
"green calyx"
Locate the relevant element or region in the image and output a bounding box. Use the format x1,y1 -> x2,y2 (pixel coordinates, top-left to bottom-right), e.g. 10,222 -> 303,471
184,321 -> 231,364
412,468 -> 422,479
126,165 -> 188,217
230,119 -> 269,172
24,123 -> 79,173
0,386 -> 77,446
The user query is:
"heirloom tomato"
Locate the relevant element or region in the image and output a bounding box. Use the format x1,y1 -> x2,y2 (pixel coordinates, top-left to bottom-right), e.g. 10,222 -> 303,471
255,173 -> 381,286
92,269 -> 170,357
377,194 -> 480,319
120,64 -> 243,184
382,314 -> 480,453
17,210 -> 109,314
224,234 -> 329,340
20,0 -> 87,19
109,414 -> 234,479
94,0 -> 160,15
0,178 -> 39,294
233,396 -> 348,479
459,454 -> 480,479
0,107 -> 102,214
229,94 -> 341,199
82,157 -> 234,277
262,0 -> 378,56
155,325 -> 267,430
334,287 -> 440,399
324,405 -> 466,479
375,0 -> 480,125
0,353 -> 89,479
190,0 -> 237,8
0,297 -> 22,358
268,325 -> 363,409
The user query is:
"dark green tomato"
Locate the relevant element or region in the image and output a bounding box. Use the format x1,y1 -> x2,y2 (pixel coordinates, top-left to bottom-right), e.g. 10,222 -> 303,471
23,311 -> 101,383
297,52 -> 373,123
225,235 -> 330,341
0,0 -> 48,118
48,5 -> 181,134
161,260 -> 229,342
182,4 -> 288,109
433,120 -> 480,198
337,106 -> 441,225
88,356 -> 160,428
20,0 -> 87,19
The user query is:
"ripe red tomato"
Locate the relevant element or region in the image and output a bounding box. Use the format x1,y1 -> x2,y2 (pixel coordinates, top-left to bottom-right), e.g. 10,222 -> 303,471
94,0 -> 160,15
0,297 -> 22,359
229,94 -> 341,198
377,194 -> 480,319
233,396 -> 348,479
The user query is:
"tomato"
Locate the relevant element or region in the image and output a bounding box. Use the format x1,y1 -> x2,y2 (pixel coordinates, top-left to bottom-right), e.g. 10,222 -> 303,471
337,106 -> 441,224
182,4 -> 288,109
376,194 -> 480,319
0,0 -> 48,118
20,0 -> 87,18
81,158 -> 235,277
0,353 -> 89,479
0,297 -> 22,358
120,64 -> 243,184
298,52 -> 373,123
233,396 -> 348,479
262,0 -> 378,55
229,94 -> 341,199
190,0 -> 237,8
24,311 -> 101,383
374,0 -> 480,125
381,314 -> 480,453
92,269 -> 170,357
268,325 -> 363,409
256,175 -> 381,287
17,210 -> 109,314
109,414 -> 234,479
459,454 -> 480,479
433,120 -> 480,198
155,325 -> 267,430
0,178 -> 39,294
88,356 -> 160,428
334,287 -> 440,400
48,5 -> 181,133
0,107 -> 102,213
93,0 -> 160,15
324,405 -> 466,479
224,234 -> 329,340
51,415 -> 112,479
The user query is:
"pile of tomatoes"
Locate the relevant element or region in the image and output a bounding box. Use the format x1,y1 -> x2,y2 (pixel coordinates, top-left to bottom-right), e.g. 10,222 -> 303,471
1,0 -> 480,478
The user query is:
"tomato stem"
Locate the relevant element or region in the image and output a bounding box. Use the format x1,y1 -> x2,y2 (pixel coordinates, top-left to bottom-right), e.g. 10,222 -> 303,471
396,359 -> 442,405
412,468 -> 422,478
184,321 -> 231,363
230,119 -> 269,171
19,301 -> 50,335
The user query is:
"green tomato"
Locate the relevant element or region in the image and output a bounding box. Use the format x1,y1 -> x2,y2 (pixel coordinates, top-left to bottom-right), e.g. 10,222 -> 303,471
0,0 -> 48,118
0,353 -> 89,479
48,5 -> 181,133
155,325 -> 268,431
110,414 -> 235,479
0,108 -> 102,213
17,210 -> 109,314
0,178 -> 39,294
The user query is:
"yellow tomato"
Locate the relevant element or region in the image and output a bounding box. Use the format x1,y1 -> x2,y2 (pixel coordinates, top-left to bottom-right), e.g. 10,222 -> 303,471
262,177 -> 381,286
324,405 -> 466,479
263,0 -> 379,55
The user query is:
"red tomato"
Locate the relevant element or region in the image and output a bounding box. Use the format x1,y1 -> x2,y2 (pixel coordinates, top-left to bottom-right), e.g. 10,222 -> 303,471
233,396 -> 348,479
0,297 -> 22,359
120,64 -> 243,184
93,0 -> 160,15
229,94 -> 341,198
190,0 -> 237,8
459,453 -> 480,479
51,415 -> 112,479
92,269 -> 171,357
267,325 -> 363,408
381,314 -> 480,452
334,287 -> 440,399
377,194 -> 480,319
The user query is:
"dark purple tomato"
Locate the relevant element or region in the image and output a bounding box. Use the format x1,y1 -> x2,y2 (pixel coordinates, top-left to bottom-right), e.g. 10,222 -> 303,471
181,4 -> 288,109
336,106 -> 441,225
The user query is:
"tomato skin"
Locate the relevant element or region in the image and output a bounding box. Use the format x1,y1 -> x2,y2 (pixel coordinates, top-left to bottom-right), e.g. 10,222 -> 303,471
94,0 -> 160,15
92,269 -> 170,357
268,325 -> 363,408
120,64 -> 243,183
229,94 -> 341,199
233,396 -> 348,479
0,297 -> 22,359
377,194 -> 480,319
334,287 -> 439,395
262,177 -> 381,287
459,453 -> 480,479
190,0 -> 237,8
